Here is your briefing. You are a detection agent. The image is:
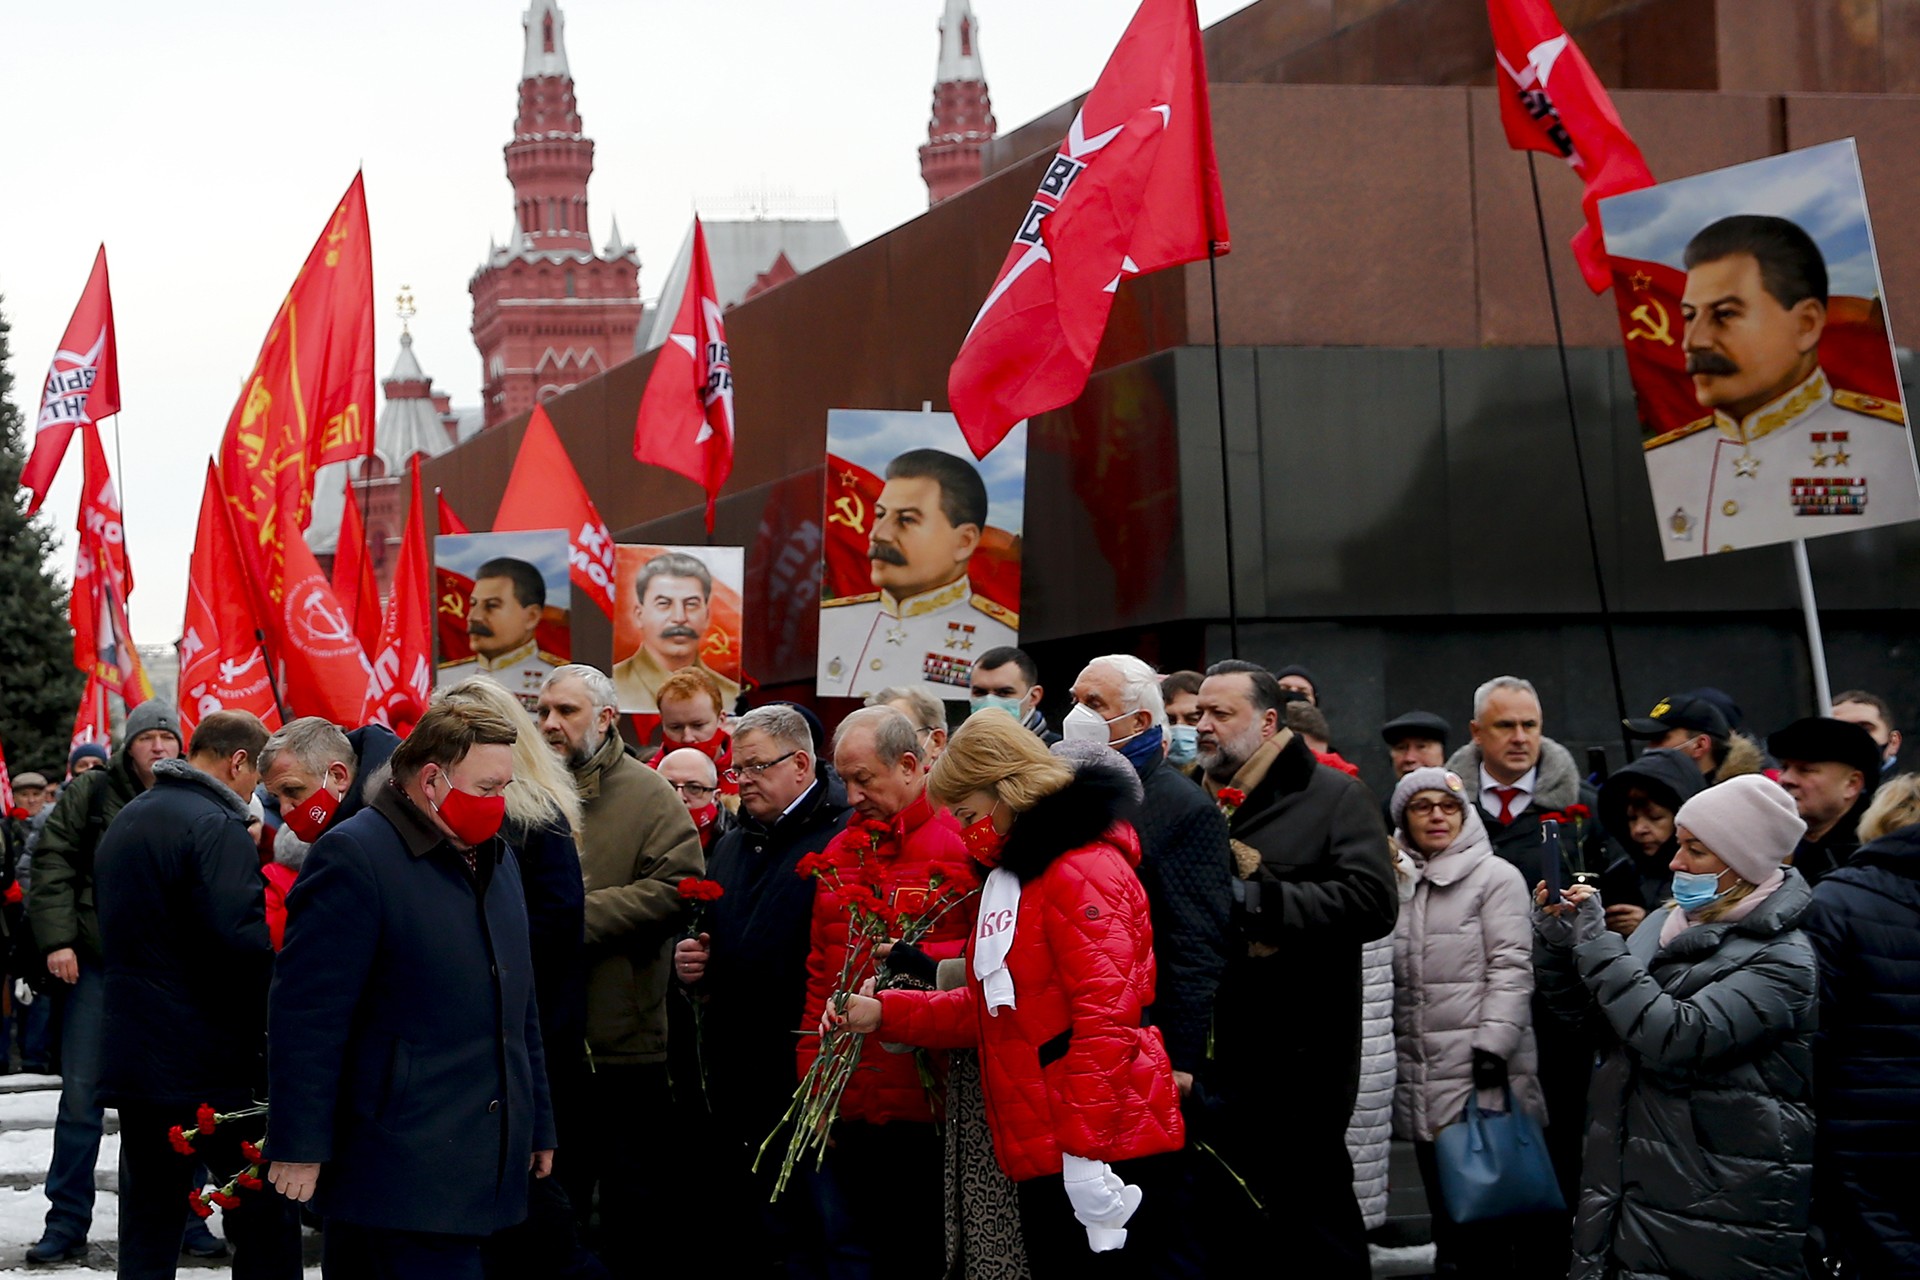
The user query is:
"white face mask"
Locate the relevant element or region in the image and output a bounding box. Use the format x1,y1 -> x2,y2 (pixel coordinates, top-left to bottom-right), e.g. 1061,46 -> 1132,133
1062,703 -> 1139,747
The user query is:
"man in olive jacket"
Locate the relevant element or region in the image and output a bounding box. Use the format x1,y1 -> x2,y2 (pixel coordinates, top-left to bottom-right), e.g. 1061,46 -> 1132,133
538,666 -> 702,1276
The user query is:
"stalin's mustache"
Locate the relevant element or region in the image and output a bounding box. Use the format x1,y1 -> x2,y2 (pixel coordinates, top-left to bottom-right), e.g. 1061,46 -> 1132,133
1686,350 -> 1740,377
868,541 -> 909,567
468,620 -> 495,638
658,625 -> 700,642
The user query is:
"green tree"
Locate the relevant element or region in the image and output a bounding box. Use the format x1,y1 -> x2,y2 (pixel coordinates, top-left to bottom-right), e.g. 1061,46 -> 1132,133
0,294 -> 85,776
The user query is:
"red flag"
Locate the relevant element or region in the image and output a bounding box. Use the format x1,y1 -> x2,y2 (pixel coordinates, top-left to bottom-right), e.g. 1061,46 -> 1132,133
20,246 -> 120,515
362,464 -> 433,734
496,406 -> 616,617
70,676 -> 112,762
436,488 -> 470,536
70,425 -> 150,708
332,474 -> 383,656
948,0 -> 1228,458
180,462 -> 283,741
215,174 -> 375,723
1490,0 -> 1655,292
633,217 -> 735,530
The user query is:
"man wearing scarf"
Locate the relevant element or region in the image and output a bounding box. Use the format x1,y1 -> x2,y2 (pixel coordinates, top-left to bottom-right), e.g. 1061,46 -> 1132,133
1063,656 -> 1234,1276
646,669 -> 739,810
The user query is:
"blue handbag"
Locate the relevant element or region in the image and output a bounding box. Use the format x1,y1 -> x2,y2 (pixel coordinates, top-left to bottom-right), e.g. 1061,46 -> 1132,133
1433,1087 -> 1566,1224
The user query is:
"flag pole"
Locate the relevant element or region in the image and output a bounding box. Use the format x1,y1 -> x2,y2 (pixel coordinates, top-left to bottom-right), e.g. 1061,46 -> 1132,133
1526,153 -> 1634,763
1207,243 -> 1242,660
1791,539 -> 1833,714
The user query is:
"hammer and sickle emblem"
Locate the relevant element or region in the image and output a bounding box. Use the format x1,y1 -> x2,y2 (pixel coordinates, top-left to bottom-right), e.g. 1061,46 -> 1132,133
828,494 -> 866,532
440,590 -> 465,615
702,630 -> 736,661
1627,300 -> 1674,346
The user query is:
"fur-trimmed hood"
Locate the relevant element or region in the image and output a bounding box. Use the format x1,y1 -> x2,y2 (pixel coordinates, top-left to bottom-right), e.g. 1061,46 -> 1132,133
997,759 -> 1142,884
1445,736 -> 1583,811
1714,733 -> 1766,781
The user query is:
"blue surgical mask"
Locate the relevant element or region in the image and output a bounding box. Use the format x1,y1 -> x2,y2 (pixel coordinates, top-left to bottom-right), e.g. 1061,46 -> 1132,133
1166,724 -> 1199,766
1671,868 -> 1731,913
970,695 -> 1026,721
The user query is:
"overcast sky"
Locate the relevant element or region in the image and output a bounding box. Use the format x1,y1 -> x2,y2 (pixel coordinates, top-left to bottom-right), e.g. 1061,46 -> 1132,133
1,0 -> 1254,643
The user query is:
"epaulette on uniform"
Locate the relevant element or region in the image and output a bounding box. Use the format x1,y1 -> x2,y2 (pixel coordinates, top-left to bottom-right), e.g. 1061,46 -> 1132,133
822,592 -> 880,608
1643,415 -> 1716,451
971,594 -> 1018,628
1832,388 -> 1906,426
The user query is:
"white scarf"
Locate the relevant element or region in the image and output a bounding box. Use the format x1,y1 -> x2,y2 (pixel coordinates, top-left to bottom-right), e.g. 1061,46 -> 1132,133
973,867 -> 1021,1015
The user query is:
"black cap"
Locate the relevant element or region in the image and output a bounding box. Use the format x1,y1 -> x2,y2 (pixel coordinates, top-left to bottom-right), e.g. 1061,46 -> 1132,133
1768,716 -> 1883,779
1274,664 -> 1317,692
1624,694 -> 1729,741
1381,710 -> 1452,747
1677,687 -> 1744,732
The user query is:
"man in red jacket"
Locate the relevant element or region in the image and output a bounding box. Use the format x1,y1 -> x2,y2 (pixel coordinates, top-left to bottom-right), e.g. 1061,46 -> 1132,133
800,706 -> 973,1277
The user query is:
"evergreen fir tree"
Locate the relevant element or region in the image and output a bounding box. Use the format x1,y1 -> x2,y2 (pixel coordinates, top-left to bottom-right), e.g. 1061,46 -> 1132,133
0,294 -> 86,774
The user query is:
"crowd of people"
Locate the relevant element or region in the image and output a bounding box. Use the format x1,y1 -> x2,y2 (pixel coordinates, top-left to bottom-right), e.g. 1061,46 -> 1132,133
0,653 -> 1915,1280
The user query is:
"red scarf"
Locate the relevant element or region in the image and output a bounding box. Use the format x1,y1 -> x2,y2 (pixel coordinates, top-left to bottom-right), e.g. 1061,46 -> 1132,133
648,729 -> 737,795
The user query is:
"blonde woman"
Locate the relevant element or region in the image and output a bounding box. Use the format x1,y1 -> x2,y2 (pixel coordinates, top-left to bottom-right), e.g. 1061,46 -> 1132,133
1802,773 -> 1920,1275
435,677 -> 600,1280
831,710 -> 1183,1271
1534,774 -> 1819,1280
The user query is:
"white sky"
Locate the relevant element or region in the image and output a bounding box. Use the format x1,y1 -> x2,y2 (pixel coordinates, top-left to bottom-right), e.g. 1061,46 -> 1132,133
1,0 -> 1255,643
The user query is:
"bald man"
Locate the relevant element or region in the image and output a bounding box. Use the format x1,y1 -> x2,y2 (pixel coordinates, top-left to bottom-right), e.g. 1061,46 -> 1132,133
657,747 -> 730,851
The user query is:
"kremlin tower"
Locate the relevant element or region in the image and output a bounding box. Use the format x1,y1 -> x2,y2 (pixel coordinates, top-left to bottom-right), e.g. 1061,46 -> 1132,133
919,0 -> 997,205
471,0 -> 641,429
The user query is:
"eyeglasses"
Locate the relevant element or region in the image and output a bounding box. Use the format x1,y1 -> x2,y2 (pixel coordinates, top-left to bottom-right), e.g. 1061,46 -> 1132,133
915,725 -> 940,738
1406,797 -> 1465,817
724,751 -> 797,783
668,781 -> 715,798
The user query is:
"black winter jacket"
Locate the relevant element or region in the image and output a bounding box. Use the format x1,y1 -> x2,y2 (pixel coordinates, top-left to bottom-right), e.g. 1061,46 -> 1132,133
701,774 -> 851,1138
1130,750 -> 1231,1074
27,751 -> 145,962
1212,731 -> 1398,1131
269,782 -> 553,1236
510,815 -> 588,1079
95,759 -> 274,1110
1596,747 -> 1707,913
1801,822 -> 1920,1276
331,725 -> 399,832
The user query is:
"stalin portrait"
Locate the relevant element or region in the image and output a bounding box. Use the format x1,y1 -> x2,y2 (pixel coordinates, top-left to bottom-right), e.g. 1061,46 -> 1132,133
611,550 -> 742,713
1644,213 -> 1919,555
436,556 -> 564,707
817,447 -> 1016,699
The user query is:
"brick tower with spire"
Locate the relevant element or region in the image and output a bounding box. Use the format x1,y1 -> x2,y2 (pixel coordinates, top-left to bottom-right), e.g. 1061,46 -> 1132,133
919,0 -> 997,205
471,0 -> 641,429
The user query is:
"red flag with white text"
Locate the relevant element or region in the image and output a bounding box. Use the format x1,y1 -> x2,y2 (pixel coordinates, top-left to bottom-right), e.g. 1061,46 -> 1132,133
496,406 -> 616,617
633,216 -> 735,530
20,246 -> 120,515
214,174 -> 375,723
180,462 -> 282,740
948,0 -> 1228,458
71,425 -> 150,707
1489,0 -> 1655,292
362,464 -> 433,735
333,474 -> 383,656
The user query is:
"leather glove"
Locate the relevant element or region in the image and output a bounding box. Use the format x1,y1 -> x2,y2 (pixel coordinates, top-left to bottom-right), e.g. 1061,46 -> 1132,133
1062,1153 -> 1143,1253
879,940 -> 938,990
1572,890 -> 1607,945
1471,1049 -> 1508,1092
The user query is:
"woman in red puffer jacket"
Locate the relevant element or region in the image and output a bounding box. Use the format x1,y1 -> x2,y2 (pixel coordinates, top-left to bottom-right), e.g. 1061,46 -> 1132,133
834,710 -> 1183,1271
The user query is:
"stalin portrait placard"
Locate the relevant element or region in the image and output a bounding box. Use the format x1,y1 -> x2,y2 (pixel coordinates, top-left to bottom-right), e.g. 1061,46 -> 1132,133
818,409 -> 1027,700
611,544 -> 745,715
435,529 -> 572,709
1600,139 -> 1920,560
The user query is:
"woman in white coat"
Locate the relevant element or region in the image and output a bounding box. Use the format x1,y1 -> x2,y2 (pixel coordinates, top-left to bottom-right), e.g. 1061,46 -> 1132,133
1389,767 -> 1552,1277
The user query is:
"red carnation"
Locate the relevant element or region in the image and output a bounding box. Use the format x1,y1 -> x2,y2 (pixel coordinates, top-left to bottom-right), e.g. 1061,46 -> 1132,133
195,1104 -> 218,1135
240,1140 -> 265,1164
795,851 -> 837,880
236,1171 -> 264,1190
677,878 -> 725,904
187,1191 -> 214,1220
1218,787 -> 1246,808
1540,811 -> 1565,824
167,1125 -> 196,1155
1566,804 -> 1591,819
210,1189 -> 243,1210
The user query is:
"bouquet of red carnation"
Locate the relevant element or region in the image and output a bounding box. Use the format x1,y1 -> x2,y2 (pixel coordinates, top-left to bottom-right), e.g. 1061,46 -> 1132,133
1216,786 -> 1247,820
174,1103 -> 270,1221
759,826 -> 980,1200
675,878 -> 727,1107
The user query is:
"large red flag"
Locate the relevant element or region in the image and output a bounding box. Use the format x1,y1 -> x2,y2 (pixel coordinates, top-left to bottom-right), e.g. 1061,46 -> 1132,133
495,406 -> 616,617
436,488 -> 470,536
332,474 -> 383,656
1489,0 -> 1655,292
948,0 -> 1228,458
20,247 -> 120,515
633,217 -> 735,530
70,424 -> 150,707
181,462 -> 283,740
215,174 -> 375,723
362,464 -> 433,734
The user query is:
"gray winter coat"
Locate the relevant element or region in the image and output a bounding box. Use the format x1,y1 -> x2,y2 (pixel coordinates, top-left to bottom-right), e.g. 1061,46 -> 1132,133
1536,872 -> 1819,1280
1391,811 -> 1545,1142
1346,931 -> 1395,1227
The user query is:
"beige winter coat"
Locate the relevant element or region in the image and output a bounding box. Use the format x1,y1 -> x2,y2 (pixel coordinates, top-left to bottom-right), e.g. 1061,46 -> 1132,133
1391,809 -> 1547,1142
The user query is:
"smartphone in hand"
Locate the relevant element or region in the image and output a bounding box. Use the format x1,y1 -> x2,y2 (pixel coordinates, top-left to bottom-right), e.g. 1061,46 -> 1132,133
1540,818 -> 1565,903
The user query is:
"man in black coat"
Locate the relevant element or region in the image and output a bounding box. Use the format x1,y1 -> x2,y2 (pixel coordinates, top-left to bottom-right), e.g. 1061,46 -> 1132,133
95,711 -> 303,1280
268,703 -> 554,1280
1801,810 -> 1920,1275
1195,660 -> 1397,1280
258,717 -> 399,844
1067,656 -> 1232,1277
673,704 -> 850,1269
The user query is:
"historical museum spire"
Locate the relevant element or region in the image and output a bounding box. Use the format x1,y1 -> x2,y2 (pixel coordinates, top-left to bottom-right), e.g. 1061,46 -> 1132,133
920,0 -> 998,205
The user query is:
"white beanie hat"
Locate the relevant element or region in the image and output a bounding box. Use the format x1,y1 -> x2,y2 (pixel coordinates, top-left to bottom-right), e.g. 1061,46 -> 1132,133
1673,774 -> 1806,884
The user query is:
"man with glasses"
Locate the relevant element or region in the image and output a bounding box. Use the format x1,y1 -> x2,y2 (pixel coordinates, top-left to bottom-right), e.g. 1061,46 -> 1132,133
536,665 -> 703,1276
674,705 -> 851,1268
657,747 -> 734,852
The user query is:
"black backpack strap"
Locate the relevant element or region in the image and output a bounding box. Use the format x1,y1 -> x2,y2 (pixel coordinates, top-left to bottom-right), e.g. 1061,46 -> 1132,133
74,772 -> 113,874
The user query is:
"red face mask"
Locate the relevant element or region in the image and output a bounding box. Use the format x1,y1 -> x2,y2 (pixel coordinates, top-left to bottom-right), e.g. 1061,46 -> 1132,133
960,811 -> 1007,867
690,801 -> 719,831
430,773 -> 508,847
677,730 -> 730,763
282,782 -> 341,843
